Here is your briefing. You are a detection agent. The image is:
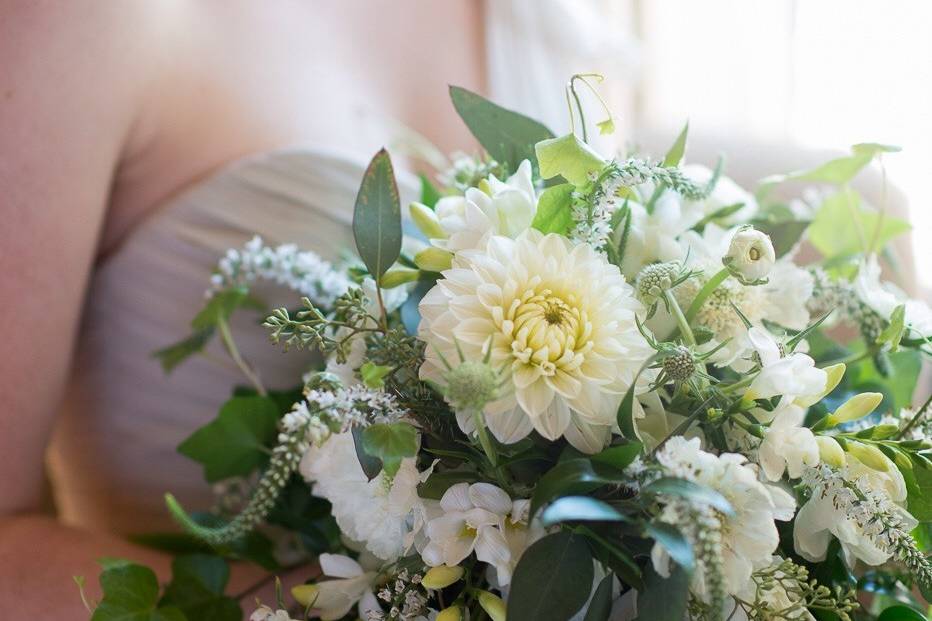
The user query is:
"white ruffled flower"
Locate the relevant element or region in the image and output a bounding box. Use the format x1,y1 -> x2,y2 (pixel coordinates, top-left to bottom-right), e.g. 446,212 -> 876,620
422,482 -> 536,585
292,553 -> 380,621
756,402 -> 820,481
652,438 -> 796,598
418,230 -> 655,453
746,327 -> 826,400
854,254 -> 932,339
429,160 -> 537,253
723,227 -> 776,282
299,432 -> 430,561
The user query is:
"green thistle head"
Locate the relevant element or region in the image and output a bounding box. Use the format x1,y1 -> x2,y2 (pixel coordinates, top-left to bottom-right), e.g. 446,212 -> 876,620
636,261 -> 681,304
443,360 -> 501,414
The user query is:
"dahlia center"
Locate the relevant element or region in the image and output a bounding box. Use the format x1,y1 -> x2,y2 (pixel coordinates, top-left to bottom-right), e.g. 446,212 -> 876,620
505,287 -> 592,376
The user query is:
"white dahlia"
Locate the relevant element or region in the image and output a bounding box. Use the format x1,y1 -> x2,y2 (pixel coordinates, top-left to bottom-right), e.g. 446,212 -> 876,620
419,230 -> 654,453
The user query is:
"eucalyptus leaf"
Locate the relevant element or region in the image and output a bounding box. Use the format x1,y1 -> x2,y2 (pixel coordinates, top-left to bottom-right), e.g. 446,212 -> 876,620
646,522 -> 694,572
506,531 -> 594,621
361,422 -> 419,477
583,574 -> 616,621
353,149 -> 402,280
535,133 -> 606,186
634,564 -> 689,621
449,85 -> 554,174
540,496 -> 628,526
642,477 -> 734,516
531,183 -> 575,235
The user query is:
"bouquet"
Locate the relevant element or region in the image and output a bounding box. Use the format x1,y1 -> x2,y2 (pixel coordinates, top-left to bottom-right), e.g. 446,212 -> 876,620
81,77 -> 932,621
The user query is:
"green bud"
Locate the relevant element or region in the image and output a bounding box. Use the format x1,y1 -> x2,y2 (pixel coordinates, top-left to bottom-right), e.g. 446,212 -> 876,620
815,436 -> 846,467
826,392 -> 883,426
291,583 -> 318,607
422,565 -> 465,589
443,361 -> 501,414
478,591 -> 507,621
795,363 -> 846,408
414,247 -> 454,272
380,268 -> 420,289
846,441 -> 891,471
410,201 -> 447,239
436,606 -> 463,621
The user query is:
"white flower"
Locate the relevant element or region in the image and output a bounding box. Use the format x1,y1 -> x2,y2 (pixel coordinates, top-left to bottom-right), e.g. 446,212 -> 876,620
292,553 -> 380,621
731,557 -> 816,621
746,327 -> 826,400
723,227 -> 775,281
854,254 -> 932,339
299,432 -> 429,561
250,606 -> 300,621
418,230 -> 655,453
756,402 -> 820,481
681,164 -> 759,224
619,196 -> 699,279
652,438 -> 796,597
429,160 -> 537,253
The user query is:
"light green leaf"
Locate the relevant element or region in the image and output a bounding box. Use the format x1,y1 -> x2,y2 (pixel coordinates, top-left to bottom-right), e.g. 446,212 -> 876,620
153,328 -> 214,374
592,442 -> 643,470
662,121 -> 689,167
583,574 -> 615,621
877,304 -> 906,351
535,133 -> 606,186
161,555 -> 241,621
506,531 -> 594,621
91,562 -> 186,621
808,188 -> 911,259
360,362 -> 392,389
634,564 -> 689,621
641,477 -> 734,516
449,86 -> 555,174
540,496 -> 628,526
596,118 -> 616,135
531,183 -> 575,235
901,460 -> 932,522
178,396 -> 280,483
646,522 -> 694,572
760,143 -> 900,191
361,422 -> 419,477
353,149 -> 402,280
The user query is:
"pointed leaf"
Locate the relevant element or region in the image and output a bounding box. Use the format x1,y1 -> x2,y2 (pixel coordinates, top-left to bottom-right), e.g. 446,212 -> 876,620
642,477 -> 734,516
353,149 -> 402,280
646,522 -> 694,572
662,121 -> 689,167
529,459 -> 628,520
506,531 -> 594,621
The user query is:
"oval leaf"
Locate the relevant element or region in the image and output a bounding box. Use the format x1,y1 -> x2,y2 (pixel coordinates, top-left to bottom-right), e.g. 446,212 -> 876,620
540,496 -> 627,526
592,441 -> 643,470
646,522 -> 694,573
506,531 -> 594,621
583,573 -> 615,621
353,149 -> 402,280
877,605 -> 927,621
634,564 -> 689,621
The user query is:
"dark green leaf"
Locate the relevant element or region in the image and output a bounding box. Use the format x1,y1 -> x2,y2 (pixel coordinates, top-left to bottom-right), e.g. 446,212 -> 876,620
91,562 -> 186,621
755,219 -> 810,258
353,426 -> 384,481
506,531 -> 594,621
361,422 -> 419,477
634,564 -> 689,621
531,183 -> 575,235
662,121 -> 689,167
877,605 -> 927,621
617,354 -> 662,440
583,574 -> 615,621
646,522 -> 694,572
540,496 -> 628,526
178,396 -> 280,482
161,555 -> 241,621
418,173 -> 442,208
353,148 -> 402,280
449,85 -> 555,174
642,477 -> 734,516
529,459 -> 627,520
592,442 -> 643,470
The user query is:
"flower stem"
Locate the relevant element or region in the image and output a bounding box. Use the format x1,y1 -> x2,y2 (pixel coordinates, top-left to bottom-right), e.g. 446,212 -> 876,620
665,289 -> 696,346
898,391 -> 932,439
685,267 -> 730,323
217,316 -> 267,396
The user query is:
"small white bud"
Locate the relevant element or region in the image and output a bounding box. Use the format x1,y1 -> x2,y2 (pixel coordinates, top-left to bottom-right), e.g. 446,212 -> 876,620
410,202 -> 447,240
723,226 -> 776,281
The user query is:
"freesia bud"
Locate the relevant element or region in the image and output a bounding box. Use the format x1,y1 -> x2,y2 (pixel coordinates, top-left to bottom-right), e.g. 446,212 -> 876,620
846,441 -> 891,471
827,392 -> 883,426
410,202 -> 447,240
436,605 -> 464,621
815,436 -> 846,467
291,583 -> 318,607
478,591 -> 507,621
723,226 -> 776,281
795,363 -> 846,408
414,247 -> 454,272
380,268 -> 420,289
422,565 -> 465,589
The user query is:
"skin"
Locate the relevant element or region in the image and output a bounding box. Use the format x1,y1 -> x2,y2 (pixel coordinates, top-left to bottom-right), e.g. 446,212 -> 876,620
0,0 -> 485,616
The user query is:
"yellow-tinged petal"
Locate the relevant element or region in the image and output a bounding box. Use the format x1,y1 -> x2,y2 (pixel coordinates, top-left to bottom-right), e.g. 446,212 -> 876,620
795,363 -> 846,407
381,268 -> 420,289
410,201 -> 447,239
415,247 -> 454,272
436,605 -> 464,621
846,441 -> 891,471
827,392 -> 883,426
478,591 -> 507,621
815,436 -> 846,467
291,583 -> 319,607
422,565 -> 465,589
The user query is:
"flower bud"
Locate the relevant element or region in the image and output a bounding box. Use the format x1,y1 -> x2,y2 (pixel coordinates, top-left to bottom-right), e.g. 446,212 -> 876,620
436,605 -> 464,621
815,436 -> 846,467
795,363 -> 846,408
291,583 -> 318,607
380,268 -> 420,289
827,392 -> 883,426
846,441 -> 891,471
410,202 -> 447,240
478,591 -> 507,621
422,565 -> 465,589
723,226 -> 775,281
414,247 -> 454,272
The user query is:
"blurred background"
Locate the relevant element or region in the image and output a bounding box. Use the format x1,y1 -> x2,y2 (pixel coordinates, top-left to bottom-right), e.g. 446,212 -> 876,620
486,0 -> 930,297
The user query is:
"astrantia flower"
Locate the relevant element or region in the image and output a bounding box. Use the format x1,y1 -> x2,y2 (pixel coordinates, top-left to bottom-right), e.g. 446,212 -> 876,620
854,254 -> 932,339
652,438 -> 796,598
299,432 -> 430,561
291,553 -> 380,621
418,230 -> 655,453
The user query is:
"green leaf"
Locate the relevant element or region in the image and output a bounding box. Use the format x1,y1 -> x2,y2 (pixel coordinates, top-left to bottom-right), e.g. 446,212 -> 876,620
540,496 -> 628,526
506,531 -> 594,621
360,361 -> 392,388
535,133 -> 606,186
449,85 -> 555,174
361,422 -> 419,477
760,143 -> 898,189
592,441 -> 643,470
353,148 -> 403,280
352,426 -> 384,481
902,461 -> 932,522
91,563 -> 186,621
877,604 -> 927,621
634,564 -> 689,621
646,522 -> 694,572
662,121 -> 689,167
583,574 -> 615,621
418,173 -> 442,209
808,188 -> 911,259
529,459 -> 627,520
531,183 -> 575,234
877,304 -> 906,351
153,328 -> 215,373
617,354 -> 663,440
754,219 -> 810,258
641,477 -> 734,516
178,396 -> 280,483
161,555 -> 241,621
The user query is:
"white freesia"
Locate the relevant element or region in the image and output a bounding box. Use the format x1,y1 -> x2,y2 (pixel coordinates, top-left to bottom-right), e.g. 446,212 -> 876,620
293,553 -> 380,621
299,432 -> 430,561
854,254 -> 932,339
250,606 -> 300,621
746,327 -> 826,400
756,402 -> 820,481
422,482 -> 534,585
429,160 -> 537,253
723,227 -> 776,281
652,438 -> 796,598
418,230 -> 655,453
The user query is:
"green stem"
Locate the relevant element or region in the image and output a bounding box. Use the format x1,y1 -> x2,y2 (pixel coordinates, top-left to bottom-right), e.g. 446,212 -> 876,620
217,316 -> 267,396
651,397 -> 713,456
898,392 -> 932,439
473,410 -> 510,490
685,267 -> 730,323
665,289 -> 696,346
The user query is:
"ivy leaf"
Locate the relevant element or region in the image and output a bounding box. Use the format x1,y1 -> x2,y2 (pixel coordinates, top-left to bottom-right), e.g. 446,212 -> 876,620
449,86 -> 555,175
634,564 -> 689,621
178,396 -> 280,483
662,121 -> 689,167
160,555 -> 241,621
91,562 -> 186,621
641,477 -> 734,516
646,522 -> 694,573
531,183 -> 575,235
808,188 -> 910,259
529,459 -> 627,520
353,149 -> 402,281
360,361 -> 392,389
540,496 -> 627,526
506,531 -> 594,621
361,422 -> 419,477
877,304 -> 906,351
760,143 -> 900,190
535,133 -> 606,186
